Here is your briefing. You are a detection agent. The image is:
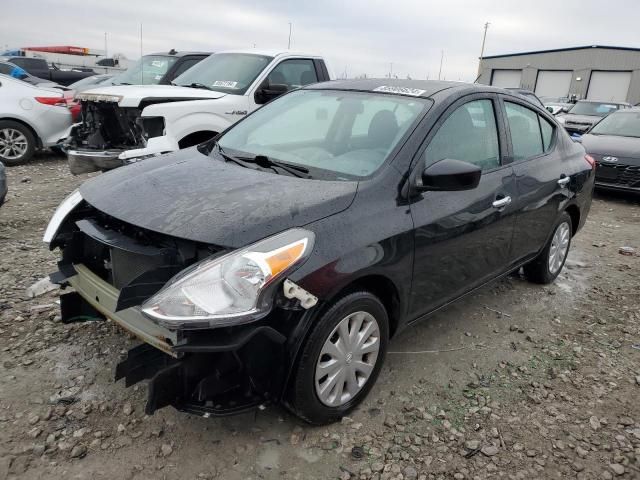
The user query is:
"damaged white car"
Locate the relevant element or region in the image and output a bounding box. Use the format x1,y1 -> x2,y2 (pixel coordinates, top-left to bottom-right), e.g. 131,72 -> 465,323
64,50 -> 332,174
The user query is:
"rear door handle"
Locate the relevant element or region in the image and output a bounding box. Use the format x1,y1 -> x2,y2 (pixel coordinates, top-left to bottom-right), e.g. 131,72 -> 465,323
557,176 -> 570,187
492,196 -> 512,208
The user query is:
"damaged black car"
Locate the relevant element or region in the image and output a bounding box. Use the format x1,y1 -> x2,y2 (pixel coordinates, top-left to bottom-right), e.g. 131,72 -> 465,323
44,79 -> 594,424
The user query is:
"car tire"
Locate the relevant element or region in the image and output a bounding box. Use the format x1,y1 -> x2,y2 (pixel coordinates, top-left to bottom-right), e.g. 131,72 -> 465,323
523,212 -> 573,284
0,121 -> 36,166
288,291 -> 389,425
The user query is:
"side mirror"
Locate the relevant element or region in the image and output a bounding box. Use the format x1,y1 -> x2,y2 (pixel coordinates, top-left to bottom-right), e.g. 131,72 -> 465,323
417,158 -> 481,192
255,83 -> 289,104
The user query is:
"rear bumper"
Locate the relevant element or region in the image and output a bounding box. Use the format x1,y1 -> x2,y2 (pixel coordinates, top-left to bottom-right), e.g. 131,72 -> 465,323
595,180 -> 640,193
67,149 -> 125,175
59,264 -> 288,416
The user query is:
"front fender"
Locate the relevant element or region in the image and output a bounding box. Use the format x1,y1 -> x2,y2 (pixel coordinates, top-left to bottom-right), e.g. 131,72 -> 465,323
141,101 -> 233,143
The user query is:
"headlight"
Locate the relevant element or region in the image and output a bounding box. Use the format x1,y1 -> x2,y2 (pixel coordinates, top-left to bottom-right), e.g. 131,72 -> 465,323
556,116 -> 566,124
43,189 -> 83,244
141,228 -> 315,329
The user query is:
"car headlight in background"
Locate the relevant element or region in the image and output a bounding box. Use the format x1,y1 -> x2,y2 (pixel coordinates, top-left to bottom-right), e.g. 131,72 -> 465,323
43,189 -> 83,244
141,228 -> 315,329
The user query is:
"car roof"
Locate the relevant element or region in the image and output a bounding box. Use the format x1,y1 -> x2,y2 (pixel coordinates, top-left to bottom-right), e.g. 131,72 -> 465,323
214,48 -> 323,58
303,78 -> 499,99
576,99 -> 630,106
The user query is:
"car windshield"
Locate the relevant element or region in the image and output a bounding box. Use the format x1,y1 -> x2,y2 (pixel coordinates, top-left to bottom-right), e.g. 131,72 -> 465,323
173,53 -> 272,95
568,101 -> 620,117
590,111 -> 640,138
217,89 -> 430,180
112,55 -> 178,85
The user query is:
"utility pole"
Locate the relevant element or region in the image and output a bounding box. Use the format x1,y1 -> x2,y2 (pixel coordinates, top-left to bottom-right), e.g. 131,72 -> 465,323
389,62 -> 393,78
288,22 -> 292,50
140,23 -> 143,83
438,50 -> 444,80
477,22 -> 490,77
104,32 -> 108,58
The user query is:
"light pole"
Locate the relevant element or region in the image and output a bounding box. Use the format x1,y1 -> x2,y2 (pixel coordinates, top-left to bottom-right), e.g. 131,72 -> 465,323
438,50 -> 444,80
288,22 -> 292,50
477,22 -> 490,77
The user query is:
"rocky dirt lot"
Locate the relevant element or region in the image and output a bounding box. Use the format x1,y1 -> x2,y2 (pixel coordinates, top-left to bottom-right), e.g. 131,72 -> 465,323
0,154 -> 639,480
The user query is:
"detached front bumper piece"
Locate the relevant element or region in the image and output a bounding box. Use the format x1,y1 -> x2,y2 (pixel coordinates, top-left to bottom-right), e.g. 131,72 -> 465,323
67,149 -> 125,175
61,264 -> 287,416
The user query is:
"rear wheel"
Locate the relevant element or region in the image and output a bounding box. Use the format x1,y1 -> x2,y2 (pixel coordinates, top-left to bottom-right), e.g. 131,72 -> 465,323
523,212 -> 572,284
0,121 -> 36,166
288,291 -> 389,425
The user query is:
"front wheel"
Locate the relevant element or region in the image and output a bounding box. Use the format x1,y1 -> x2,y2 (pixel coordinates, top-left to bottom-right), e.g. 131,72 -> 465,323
288,291 -> 389,425
523,212 -> 572,284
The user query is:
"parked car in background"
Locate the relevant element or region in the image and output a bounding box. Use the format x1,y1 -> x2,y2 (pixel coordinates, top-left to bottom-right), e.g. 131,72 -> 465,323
65,50 -> 331,174
0,74 -> 72,165
0,161 -> 6,206
557,100 -> 632,135
108,50 -> 211,87
0,60 -> 63,89
68,74 -> 115,92
540,96 -> 574,116
505,88 -> 545,108
0,56 -> 95,86
578,108 -> 640,193
45,80 -> 594,424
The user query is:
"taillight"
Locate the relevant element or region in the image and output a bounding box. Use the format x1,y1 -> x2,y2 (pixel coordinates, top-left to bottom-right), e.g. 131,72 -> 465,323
35,96 -> 66,107
584,154 -> 596,170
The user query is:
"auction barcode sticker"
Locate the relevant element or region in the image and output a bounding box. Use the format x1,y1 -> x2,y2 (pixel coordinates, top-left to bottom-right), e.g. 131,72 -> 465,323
373,86 -> 426,96
212,81 -> 239,88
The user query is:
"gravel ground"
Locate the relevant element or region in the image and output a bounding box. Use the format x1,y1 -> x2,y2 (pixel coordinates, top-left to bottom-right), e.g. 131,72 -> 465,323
1,154 -> 639,480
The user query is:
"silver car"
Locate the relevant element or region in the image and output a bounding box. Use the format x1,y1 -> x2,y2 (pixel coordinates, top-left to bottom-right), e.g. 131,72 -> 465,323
0,74 -> 72,165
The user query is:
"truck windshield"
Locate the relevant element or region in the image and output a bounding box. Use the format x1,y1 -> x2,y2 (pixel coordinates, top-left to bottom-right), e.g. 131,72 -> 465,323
568,101 -> 621,117
173,53 -> 273,95
217,89 -> 430,180
113,55 -> 178,85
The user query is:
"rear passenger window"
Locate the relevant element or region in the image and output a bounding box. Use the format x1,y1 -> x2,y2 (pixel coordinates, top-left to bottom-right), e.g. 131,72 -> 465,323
540,116 -> 554,151
505,102 -> 546,160
425,99 -> 500,171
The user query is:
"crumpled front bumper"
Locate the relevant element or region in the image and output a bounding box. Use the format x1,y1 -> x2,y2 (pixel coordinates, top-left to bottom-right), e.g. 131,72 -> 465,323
67,149 -> 125,175
59,264 -> 288,416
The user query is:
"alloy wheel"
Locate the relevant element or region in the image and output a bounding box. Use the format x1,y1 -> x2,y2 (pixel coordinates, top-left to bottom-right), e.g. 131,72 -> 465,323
315,311 -> 380,407
0,128 -> 28,160
548,221 -> 571,275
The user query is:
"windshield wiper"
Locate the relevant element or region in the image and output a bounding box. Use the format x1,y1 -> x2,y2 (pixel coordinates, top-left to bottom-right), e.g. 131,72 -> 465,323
215,144 -> 252,169
117,82 -> 132,85
180,82 -> 213,90
236,155 -> 310,178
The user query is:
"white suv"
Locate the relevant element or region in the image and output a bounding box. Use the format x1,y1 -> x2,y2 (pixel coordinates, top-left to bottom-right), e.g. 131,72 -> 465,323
65,50 -> 332,174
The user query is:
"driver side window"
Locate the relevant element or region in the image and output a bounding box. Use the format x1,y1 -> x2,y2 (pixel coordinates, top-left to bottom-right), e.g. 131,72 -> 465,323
424,99 -> 500,171
267,59 -> 318,89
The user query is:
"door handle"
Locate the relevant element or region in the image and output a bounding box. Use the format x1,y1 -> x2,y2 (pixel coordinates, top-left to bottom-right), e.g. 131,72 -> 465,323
557,176 -> 570,187
492,196 -> 512,208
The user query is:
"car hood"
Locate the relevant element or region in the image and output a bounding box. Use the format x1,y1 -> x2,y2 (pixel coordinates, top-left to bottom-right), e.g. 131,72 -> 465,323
560,114 -> 601,125
79,148 -> 358,248
78,84 -> 226,107
581,134 -> 640,163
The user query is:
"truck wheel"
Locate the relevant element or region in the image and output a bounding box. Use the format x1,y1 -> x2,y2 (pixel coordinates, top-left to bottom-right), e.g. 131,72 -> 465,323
523,212 -> 572,284
288,291 -> 388,425
0,121 -> 36,166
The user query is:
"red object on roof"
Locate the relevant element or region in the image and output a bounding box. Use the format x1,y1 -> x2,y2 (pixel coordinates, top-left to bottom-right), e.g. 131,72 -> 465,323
24,46 -> 90,56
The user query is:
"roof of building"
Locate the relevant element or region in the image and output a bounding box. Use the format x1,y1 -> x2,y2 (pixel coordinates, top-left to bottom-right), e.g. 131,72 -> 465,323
482,45 -> 640,60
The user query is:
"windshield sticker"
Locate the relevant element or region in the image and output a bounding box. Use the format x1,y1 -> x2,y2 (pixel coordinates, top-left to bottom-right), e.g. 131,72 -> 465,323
373,86 -> 426,96
212,80 -> 239,89
151,61 -> 166,68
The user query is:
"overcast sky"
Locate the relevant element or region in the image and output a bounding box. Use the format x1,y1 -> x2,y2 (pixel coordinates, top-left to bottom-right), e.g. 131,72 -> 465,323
3,0 -> 640,81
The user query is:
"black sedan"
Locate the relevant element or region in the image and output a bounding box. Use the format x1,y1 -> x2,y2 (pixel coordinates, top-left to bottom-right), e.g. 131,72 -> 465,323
580,109 -> 640,193
44,80 -> 594,424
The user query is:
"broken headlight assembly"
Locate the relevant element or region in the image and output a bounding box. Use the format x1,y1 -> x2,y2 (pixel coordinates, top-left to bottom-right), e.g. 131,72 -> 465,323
141,228 -> 315,330
43,189 -> 83,244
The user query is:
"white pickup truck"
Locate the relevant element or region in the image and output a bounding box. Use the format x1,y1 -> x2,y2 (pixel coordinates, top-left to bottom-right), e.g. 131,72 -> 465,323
65,49 -> 332,174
